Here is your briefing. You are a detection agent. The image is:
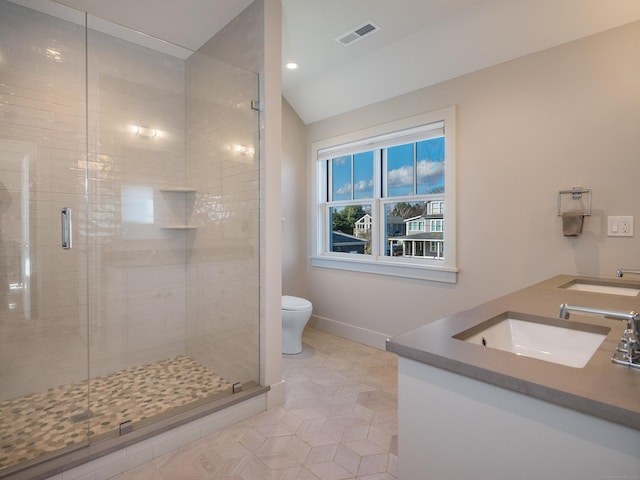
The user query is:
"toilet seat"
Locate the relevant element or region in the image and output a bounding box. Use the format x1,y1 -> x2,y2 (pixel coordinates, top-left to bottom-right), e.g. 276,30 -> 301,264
282,295 -> 312,311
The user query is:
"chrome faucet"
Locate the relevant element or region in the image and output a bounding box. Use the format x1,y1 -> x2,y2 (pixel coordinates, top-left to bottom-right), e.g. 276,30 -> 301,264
615,268 -> 640,278
558,304 -> 640,369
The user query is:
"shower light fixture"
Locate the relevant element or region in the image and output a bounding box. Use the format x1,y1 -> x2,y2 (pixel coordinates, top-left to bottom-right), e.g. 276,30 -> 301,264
285,62 -> 299,70
232,144 -> 255,156
135,126 -> 157,138
45,48 -> 63,62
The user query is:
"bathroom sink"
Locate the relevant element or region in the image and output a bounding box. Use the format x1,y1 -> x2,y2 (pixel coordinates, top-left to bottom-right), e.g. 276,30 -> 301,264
453,312 -> 610,368
560,279 -> 640,297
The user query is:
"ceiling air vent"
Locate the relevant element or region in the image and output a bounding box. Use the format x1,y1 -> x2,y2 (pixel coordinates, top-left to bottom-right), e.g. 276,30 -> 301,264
335,21 -> 381,46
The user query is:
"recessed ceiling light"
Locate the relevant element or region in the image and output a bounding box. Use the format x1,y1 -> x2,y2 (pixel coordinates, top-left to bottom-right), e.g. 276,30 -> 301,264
285,62 -> 299,70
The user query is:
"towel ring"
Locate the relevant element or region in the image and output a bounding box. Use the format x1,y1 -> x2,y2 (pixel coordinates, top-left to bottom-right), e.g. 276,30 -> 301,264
557,187 -> 591,216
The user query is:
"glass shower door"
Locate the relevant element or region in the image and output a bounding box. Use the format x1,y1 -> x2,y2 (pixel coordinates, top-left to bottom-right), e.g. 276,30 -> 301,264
0,1 -> 91,473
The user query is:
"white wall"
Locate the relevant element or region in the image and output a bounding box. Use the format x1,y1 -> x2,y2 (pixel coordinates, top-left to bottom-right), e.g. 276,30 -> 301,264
281,98 -> 308,299
282,20 -> 640,347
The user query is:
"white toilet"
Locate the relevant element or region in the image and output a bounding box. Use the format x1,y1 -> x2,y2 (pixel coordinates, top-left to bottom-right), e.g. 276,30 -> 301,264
281,295 -> 313,354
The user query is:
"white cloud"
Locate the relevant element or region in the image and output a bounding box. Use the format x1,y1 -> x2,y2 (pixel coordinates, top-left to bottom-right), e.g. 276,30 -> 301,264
387,165 -> 413,187
417,160 -> 444,177
354,179 -> 373,192
335,183 -> 352,195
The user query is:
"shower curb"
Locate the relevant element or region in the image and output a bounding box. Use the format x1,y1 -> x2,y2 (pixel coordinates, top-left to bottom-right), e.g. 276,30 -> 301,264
2,385 -> 269,480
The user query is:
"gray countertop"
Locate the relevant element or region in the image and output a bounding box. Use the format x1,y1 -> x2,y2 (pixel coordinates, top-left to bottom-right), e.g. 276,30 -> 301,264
386,274 -> 640,430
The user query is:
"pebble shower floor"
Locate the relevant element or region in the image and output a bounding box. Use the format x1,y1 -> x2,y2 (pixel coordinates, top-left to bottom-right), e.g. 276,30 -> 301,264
0,356 -> 231,472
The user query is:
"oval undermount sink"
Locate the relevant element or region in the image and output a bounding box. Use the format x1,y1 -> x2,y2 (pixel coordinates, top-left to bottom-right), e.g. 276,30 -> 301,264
454,312 -> 610,368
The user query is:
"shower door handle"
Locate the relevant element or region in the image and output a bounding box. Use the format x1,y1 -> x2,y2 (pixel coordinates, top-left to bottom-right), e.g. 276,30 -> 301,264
61,207 -> 72,249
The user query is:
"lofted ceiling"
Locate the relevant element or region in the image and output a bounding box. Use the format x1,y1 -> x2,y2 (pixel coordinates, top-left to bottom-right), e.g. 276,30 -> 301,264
38,0 -> 640,123
281,0 -> 640,124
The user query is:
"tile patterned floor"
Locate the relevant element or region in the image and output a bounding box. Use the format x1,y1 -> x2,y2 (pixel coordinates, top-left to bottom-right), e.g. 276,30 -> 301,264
0,356 -> 231,472
113,328 -> 399,480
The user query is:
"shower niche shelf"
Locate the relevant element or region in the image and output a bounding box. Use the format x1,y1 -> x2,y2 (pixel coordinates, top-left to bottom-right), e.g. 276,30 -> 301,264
160,187 -> 197,193
159,186 -> 197,230
160,225 -> 197,230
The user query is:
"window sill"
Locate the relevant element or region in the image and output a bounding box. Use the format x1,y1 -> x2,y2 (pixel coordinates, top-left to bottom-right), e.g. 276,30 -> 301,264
310,255 -> 458,283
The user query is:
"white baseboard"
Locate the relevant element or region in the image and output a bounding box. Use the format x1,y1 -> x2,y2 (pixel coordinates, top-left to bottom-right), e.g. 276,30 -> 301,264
308,315 -> 390,350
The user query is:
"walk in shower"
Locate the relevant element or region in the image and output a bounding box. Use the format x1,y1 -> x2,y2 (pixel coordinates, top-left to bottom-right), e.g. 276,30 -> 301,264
0,1 -> 261,476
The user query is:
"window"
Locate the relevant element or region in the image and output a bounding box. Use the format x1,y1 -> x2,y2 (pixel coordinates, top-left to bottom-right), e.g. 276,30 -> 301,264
428,201 -> 444,215
430,219 -> 443,232
312,107 -> 457,283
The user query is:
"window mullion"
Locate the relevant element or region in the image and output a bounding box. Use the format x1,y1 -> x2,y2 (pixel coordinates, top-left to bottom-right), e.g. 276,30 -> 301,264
380,148 -> 386,199
370,198 -> 378,257
374,149 -> 383,257
326,159 -> 332,202
322,202 -> 329,255
350,155 -> 355,201
413,142 -> 417,195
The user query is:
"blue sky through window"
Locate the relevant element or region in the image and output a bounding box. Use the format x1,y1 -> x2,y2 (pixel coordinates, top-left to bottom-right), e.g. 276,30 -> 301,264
330,136 -> 444,201
417,137 -> 444,194
331,155 -> 351,201
332,152 -> 374,201
386,143 -> 414,197
353,151 -> 373,199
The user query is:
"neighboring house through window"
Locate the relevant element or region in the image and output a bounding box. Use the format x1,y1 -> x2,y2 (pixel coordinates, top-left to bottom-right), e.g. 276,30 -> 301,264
388,201 -> 444,259
354,213 -> 372,237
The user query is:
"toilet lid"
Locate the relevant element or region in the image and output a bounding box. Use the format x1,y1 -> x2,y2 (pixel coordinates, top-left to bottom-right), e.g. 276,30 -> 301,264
282,295 -> 312,311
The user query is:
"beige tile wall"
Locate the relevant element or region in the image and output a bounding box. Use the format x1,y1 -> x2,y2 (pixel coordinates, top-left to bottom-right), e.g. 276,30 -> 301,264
86,28 -> 188,378
184,51 -> 260,385
0,0 -> 262,402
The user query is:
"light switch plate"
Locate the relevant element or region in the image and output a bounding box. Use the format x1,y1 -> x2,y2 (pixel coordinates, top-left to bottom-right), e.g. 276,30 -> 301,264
608,216 -> 634,237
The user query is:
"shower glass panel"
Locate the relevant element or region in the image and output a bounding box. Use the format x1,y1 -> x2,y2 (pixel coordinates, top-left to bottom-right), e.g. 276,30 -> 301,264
0,1 -> 91,473
0,0 -> 260,475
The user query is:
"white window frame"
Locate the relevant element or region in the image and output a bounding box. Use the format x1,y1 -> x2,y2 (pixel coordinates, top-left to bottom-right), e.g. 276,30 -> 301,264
311,106 -> 457,283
